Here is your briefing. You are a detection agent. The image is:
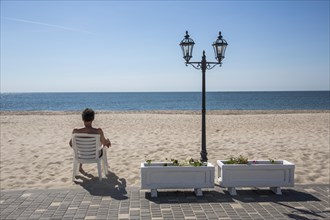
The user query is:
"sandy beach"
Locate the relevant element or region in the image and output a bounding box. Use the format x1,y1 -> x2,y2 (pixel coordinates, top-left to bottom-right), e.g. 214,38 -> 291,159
0,110 -> 329,190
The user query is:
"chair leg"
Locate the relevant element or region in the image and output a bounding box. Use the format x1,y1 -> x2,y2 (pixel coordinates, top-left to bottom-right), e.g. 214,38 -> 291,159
104,149 -> 109,167
102,148 -> 109,175
72,160 -> 78,181
97,161 -> 102,181
102,159 -> 107,176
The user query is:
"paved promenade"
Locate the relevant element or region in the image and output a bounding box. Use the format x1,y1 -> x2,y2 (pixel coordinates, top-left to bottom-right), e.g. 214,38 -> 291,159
1,183 -> 329,220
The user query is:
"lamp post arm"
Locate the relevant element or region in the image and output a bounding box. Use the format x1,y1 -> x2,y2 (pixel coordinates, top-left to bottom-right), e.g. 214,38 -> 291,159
186,62 -> 202,70
186,61 -> 220,70
206,62 -> 221,70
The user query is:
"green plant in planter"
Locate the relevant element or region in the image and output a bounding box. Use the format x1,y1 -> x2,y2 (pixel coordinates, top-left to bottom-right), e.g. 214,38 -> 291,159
171,159 -> 179,166
189,158 -> 203,167
224,156 -> 278,165
162,158 -> 179,166
146,160 -> 152,166
225,155 -> 248,164
145,158 -> 205,167
269,158 -> 276,164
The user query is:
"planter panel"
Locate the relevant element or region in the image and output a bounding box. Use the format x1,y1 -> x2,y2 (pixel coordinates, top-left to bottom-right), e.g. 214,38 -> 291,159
217,160 -> 295,195
141,162 -> 215,197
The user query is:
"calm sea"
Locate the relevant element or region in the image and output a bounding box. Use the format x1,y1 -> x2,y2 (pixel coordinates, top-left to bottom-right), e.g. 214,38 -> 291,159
0,91 -> 329,111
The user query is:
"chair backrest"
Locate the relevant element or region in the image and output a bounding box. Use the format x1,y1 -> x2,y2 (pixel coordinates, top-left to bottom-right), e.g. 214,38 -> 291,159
72,133 -> 101,163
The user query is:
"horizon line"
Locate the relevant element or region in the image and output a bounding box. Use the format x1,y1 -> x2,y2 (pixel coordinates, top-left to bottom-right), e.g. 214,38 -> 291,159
1,90 -> 329,94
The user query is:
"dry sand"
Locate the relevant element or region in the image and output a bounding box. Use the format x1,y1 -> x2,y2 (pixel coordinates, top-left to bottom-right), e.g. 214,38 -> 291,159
0,110 -> 329,190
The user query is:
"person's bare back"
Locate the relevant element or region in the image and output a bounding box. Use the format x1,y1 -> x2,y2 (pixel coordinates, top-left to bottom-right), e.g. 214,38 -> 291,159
73,127 -> 101,135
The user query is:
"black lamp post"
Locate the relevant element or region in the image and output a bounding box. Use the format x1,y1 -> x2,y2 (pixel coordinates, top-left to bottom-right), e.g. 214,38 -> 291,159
180,31 -> 228,162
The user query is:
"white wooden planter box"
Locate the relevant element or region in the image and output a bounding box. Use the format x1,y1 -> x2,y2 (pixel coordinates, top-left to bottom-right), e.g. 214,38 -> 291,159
217,160 -> 295,196
141,162 -> 215,197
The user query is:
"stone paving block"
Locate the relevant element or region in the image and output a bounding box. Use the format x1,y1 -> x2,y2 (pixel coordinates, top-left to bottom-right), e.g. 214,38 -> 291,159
96,215 -> 107,220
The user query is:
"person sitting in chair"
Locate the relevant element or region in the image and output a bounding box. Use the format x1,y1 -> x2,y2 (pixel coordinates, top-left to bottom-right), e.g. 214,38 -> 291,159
69,108 -> 111,173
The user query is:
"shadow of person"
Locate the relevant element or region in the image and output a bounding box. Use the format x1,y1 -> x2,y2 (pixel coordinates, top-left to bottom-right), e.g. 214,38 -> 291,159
74,170 -> 128,200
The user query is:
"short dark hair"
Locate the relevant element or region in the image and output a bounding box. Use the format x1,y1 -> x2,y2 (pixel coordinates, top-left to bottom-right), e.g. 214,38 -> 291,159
82,108 -> 95,122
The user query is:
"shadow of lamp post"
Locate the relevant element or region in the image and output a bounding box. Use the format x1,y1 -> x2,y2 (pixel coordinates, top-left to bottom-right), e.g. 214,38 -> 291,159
179,31 -> 228,162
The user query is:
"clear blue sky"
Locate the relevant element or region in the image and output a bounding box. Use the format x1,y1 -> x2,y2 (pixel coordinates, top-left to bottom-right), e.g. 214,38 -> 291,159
1,1 -> 329,92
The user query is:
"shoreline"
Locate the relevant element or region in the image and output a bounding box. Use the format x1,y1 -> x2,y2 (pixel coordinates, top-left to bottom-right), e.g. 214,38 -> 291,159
1,109 -> 329,116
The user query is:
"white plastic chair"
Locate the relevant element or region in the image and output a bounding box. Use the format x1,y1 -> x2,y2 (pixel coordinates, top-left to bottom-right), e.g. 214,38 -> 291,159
72,133 -> 109,181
